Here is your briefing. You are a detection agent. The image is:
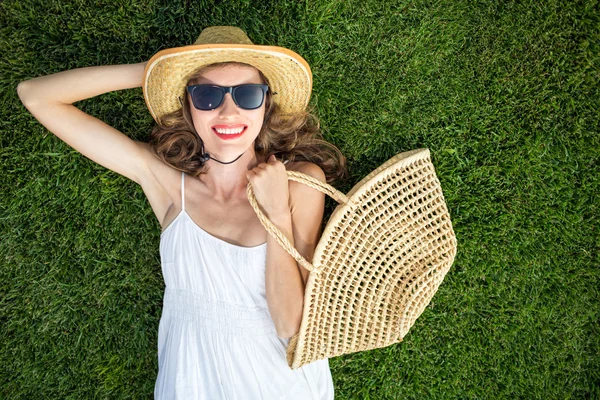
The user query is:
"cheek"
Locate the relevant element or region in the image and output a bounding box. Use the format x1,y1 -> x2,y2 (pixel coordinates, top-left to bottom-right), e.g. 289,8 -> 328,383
190,111 -> 216,133
255,112 -> 265,126
252,106 -> 267,125
250,114 -> 265,134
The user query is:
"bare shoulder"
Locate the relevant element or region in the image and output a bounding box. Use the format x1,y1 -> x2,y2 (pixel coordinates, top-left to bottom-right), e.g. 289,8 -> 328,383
285,161 -> 327,217
285,160 -> 326,183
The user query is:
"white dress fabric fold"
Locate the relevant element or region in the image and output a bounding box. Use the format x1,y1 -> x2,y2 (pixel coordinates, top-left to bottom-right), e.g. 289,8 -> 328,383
154,172 -> 334,399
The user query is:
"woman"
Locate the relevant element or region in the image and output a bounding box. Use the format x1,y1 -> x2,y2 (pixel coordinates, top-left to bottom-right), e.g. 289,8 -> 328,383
17,26 -> 347,399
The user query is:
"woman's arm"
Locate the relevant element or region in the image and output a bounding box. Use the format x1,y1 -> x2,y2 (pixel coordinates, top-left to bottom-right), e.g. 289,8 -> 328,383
262,162 -> 326,339
16,63 -> 151,184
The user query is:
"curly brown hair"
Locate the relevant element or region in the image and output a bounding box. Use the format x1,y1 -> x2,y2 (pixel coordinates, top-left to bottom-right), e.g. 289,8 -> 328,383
148,62 -> 348,185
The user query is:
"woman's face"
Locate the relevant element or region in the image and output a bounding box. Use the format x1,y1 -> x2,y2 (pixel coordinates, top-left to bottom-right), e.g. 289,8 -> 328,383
187,64 -> 266,160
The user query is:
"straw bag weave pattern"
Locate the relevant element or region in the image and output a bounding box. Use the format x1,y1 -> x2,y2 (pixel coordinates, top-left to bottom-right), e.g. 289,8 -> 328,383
247,148 -> 457,369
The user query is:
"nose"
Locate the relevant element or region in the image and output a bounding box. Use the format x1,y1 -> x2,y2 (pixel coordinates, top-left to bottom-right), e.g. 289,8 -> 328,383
218,93 -> 240,117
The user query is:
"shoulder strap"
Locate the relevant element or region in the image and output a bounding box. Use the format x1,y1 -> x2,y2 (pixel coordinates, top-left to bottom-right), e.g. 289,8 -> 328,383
181,172 -> 185,211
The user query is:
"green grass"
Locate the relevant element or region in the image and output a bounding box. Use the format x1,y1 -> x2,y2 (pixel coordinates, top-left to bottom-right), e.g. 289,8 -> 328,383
2,0 -> 599,398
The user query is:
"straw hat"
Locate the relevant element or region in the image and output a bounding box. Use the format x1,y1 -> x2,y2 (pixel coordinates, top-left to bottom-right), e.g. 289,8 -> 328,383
143,26 -> 312,126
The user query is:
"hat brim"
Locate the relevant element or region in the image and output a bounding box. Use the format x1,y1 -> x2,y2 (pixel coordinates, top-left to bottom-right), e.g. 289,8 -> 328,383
143,44 -> 312,125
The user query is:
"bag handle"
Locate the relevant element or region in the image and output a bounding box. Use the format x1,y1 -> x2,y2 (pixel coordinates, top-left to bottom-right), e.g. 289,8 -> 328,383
246,171 -> 350,272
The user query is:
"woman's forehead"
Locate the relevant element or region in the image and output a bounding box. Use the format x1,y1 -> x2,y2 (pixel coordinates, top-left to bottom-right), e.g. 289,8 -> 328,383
192,63 -> 263,85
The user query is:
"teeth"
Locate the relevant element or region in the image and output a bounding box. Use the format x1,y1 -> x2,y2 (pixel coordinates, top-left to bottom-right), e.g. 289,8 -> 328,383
215,127 -> 244,135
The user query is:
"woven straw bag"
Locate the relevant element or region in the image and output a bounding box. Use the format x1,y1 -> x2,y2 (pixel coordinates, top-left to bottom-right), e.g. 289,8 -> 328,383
246,148 -> 457,369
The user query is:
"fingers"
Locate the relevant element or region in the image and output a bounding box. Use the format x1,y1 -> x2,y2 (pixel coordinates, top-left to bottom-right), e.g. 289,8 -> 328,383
255,155 -> 280,169
247,155 -> 282,180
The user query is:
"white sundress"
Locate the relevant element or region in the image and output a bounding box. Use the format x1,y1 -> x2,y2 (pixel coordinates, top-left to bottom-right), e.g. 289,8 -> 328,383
154,172 -> 335,399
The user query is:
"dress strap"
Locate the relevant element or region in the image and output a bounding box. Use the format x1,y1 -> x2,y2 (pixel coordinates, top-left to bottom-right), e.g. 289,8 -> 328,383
181,172 -> 185,211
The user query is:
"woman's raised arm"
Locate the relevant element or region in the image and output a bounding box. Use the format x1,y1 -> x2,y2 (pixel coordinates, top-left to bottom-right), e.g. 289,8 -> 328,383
17,62 -> 151,185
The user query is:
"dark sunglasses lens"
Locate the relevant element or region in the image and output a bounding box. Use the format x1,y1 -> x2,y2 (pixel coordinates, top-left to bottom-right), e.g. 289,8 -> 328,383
192,86 -> 223,110
234,86 -> 265,109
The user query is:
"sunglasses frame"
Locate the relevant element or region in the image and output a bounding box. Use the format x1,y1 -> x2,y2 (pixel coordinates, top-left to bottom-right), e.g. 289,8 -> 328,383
186,84 -> 270,111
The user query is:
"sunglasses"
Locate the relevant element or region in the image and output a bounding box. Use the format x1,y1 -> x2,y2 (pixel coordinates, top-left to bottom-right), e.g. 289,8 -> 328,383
186,84 -> 270,111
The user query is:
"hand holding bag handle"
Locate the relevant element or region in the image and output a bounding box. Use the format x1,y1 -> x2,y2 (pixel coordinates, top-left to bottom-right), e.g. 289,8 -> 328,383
246,170 -> 351,272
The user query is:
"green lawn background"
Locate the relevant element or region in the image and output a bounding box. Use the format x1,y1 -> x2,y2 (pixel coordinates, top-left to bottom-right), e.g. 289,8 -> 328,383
1,0 -> 598,398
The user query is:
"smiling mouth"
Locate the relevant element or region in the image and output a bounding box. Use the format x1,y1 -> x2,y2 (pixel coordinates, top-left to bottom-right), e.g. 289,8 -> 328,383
212,125 -> 248,139
214,126 -> 245,134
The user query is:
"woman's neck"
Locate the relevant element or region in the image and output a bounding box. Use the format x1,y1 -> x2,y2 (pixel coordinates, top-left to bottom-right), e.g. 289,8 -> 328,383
197,150 -> 265,203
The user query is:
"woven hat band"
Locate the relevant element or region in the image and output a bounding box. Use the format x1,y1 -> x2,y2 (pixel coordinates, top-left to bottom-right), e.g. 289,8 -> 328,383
194,26 -> 254,45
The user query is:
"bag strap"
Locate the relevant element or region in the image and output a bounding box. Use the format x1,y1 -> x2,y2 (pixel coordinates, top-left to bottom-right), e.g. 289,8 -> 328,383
246,171 -> 350,272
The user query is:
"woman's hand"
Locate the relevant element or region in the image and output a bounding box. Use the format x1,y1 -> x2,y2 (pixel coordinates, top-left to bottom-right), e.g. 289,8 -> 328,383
246,155 -> 290,218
